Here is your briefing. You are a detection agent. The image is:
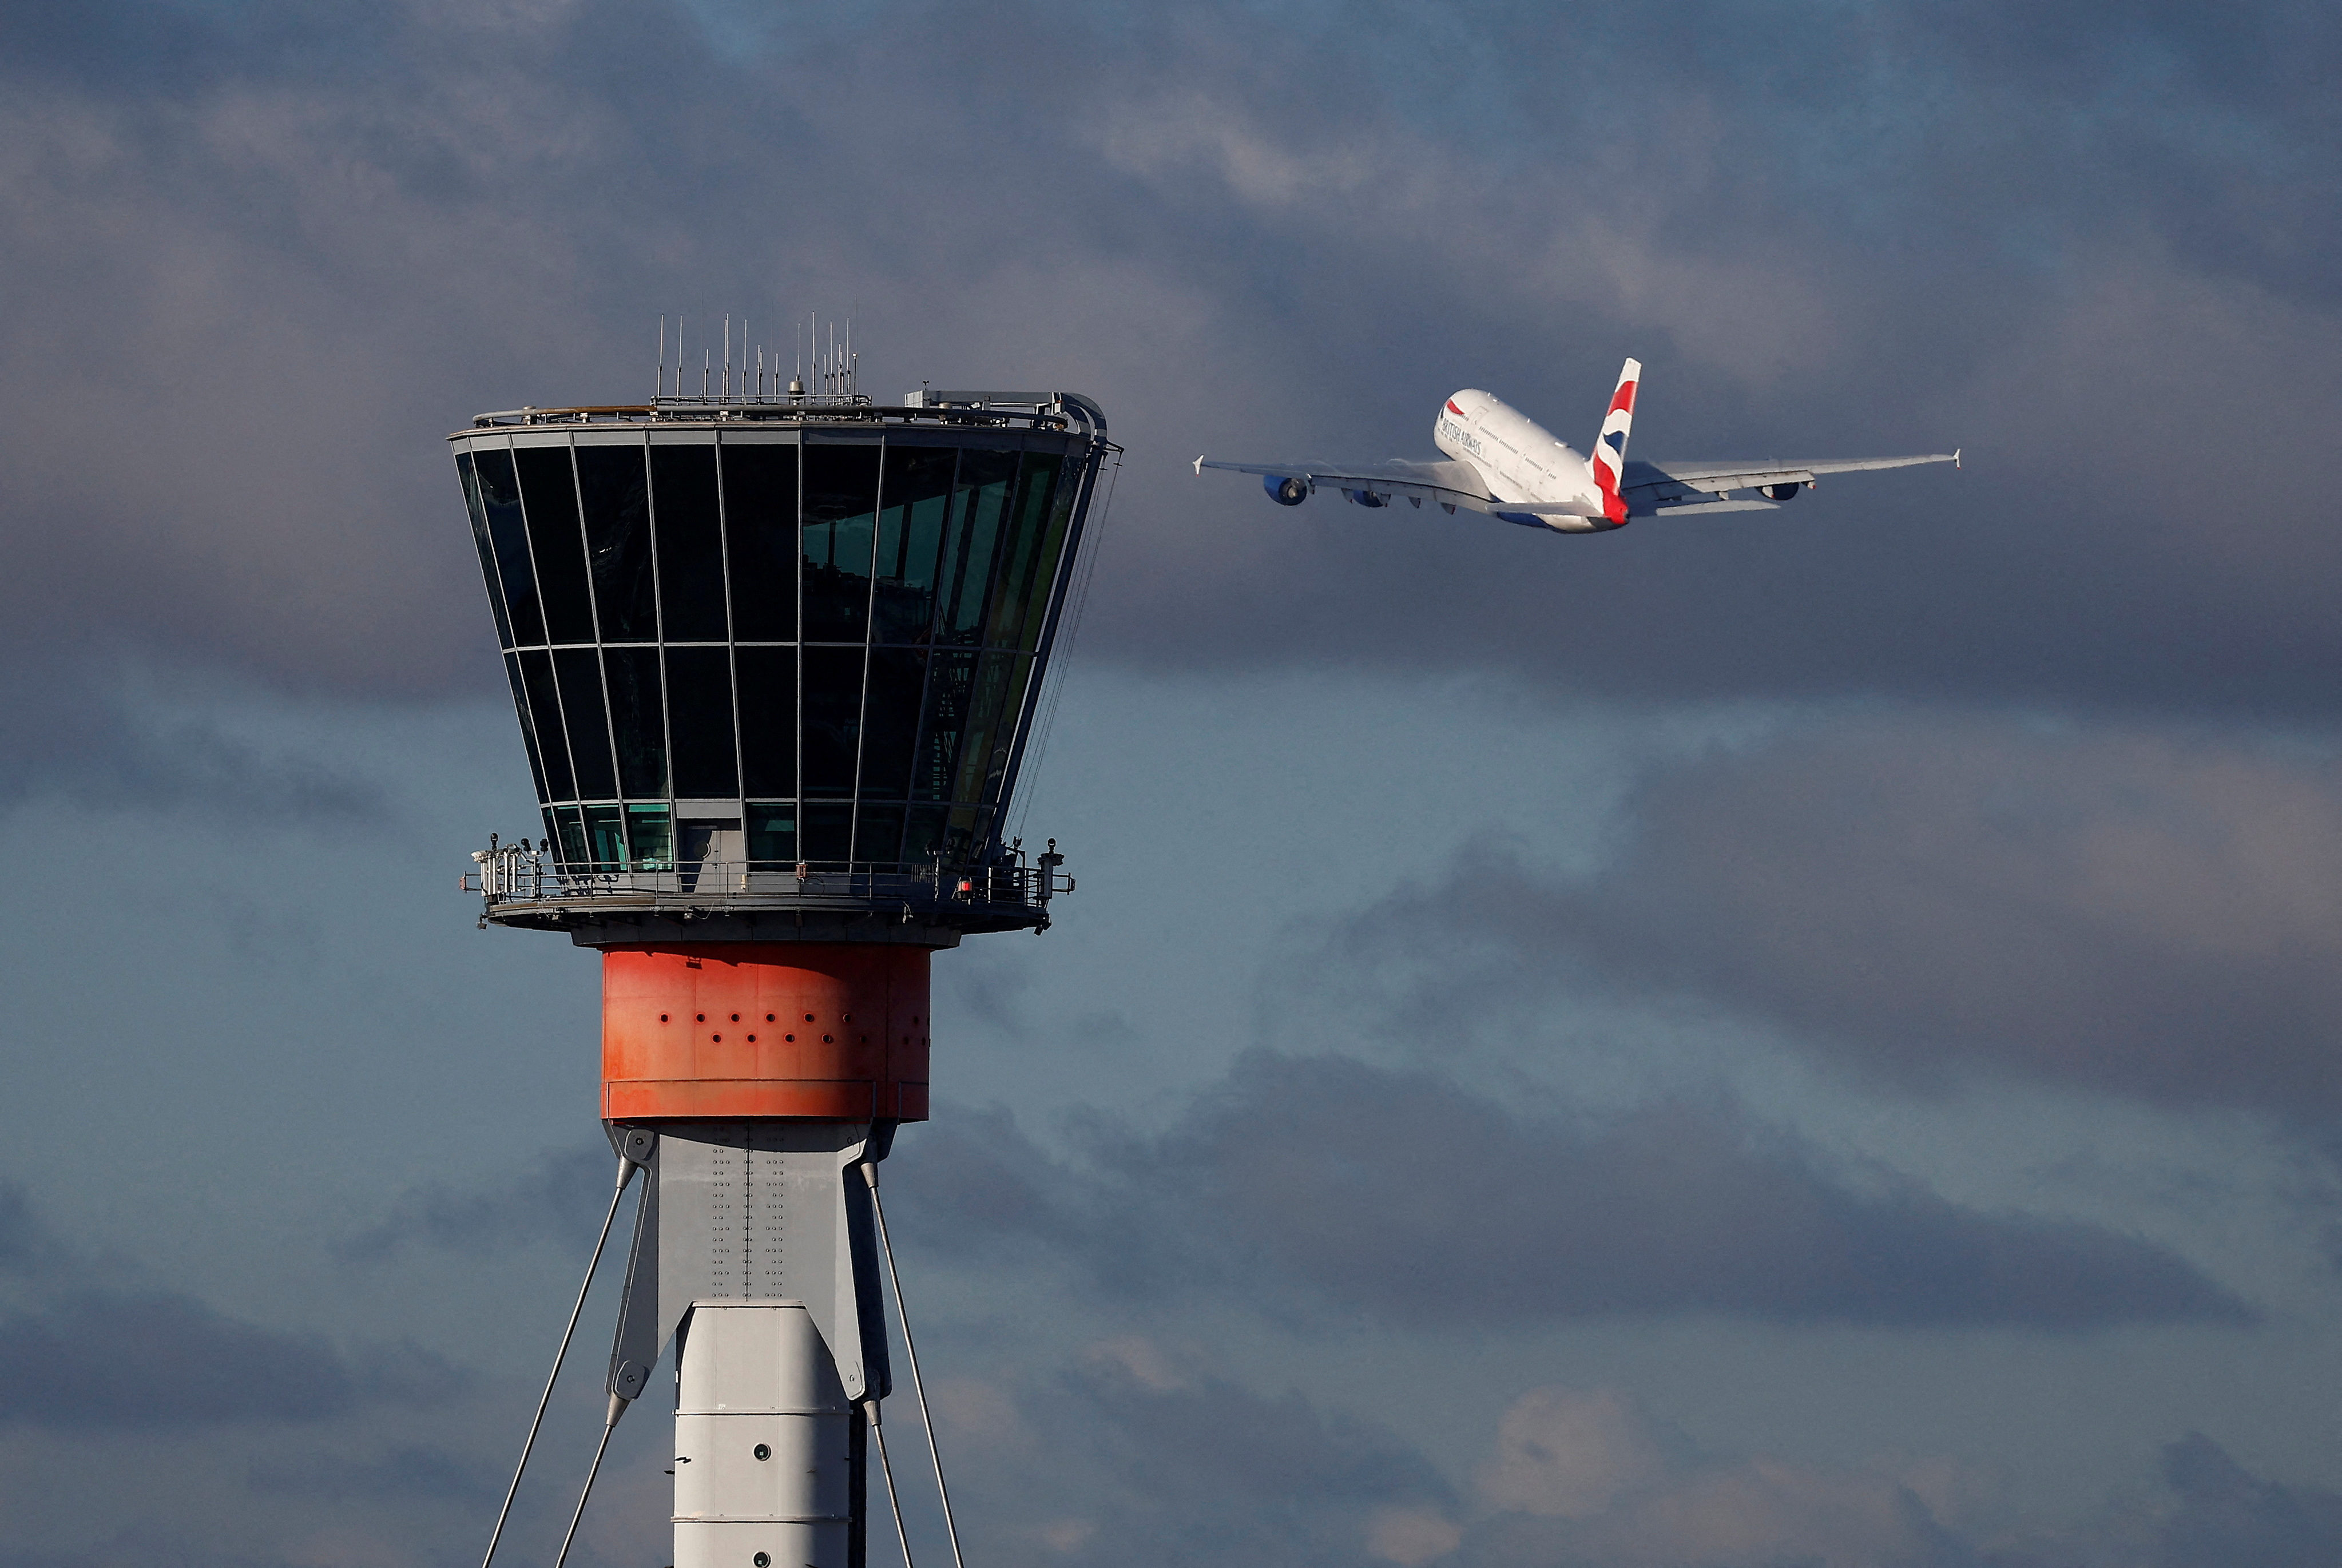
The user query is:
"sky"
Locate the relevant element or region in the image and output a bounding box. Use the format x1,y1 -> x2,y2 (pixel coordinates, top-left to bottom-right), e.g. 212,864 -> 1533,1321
1,1 -> 2339,1564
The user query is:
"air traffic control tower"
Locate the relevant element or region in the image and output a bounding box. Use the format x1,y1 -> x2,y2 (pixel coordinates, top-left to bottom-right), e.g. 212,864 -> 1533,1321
451,351 -> 1112,1568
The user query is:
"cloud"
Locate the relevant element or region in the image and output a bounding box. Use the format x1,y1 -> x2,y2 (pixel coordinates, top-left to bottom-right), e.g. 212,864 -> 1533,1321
0,1291 -> 358,1430
1449,1384 -> 2000,1568
0,0 -> 2334,746
895,1051 -> 2248,1329
1329,714 -> 2342,1117
336,1142 -> 614,1262
0,1182 -> 457,1432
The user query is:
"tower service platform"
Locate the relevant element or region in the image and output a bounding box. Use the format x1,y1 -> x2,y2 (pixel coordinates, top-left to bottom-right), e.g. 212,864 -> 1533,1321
451,349 -> 1114,1568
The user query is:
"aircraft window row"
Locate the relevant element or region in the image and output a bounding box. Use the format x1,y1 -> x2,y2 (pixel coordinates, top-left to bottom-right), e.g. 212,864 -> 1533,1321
460,438 -> 1074,656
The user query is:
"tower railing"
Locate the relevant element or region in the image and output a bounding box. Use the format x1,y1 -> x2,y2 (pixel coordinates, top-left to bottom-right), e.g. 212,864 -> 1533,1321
466,845 -> 1071,919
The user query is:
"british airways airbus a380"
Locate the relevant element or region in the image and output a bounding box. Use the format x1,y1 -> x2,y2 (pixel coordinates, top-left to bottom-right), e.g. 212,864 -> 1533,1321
1196,359 -> 1956,533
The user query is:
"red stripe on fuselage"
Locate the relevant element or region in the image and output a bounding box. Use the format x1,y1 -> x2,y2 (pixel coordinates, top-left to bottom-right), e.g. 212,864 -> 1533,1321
1446,399 -> 1466,416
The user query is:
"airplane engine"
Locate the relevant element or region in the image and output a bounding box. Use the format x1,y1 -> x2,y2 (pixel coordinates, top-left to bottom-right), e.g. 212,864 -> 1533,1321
1759,482 -> 1801,501
1341,488 -> 1388,508
1263,474 -> 1309,506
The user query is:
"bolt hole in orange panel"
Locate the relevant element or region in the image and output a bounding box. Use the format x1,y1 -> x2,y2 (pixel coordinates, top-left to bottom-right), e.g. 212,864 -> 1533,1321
600,944 -> 931,1122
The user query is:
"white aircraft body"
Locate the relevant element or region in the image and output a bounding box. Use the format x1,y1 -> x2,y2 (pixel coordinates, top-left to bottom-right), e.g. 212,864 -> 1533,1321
1196,359 -> 1956,533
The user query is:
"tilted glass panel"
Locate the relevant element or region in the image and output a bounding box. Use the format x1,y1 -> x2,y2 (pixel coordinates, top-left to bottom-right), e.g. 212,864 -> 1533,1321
979,653 -> 1036,799
626,803 -> 674,870
903,805 -> 950,864
519,648 -> 574,801
583,804 -> 626,869
652,444 -> 727,642
474,448 -> 545,647
801,444 -> 880,642
953,652 -> 1032,805
983,451 -> 1060,649
854,803 -> 907,867
746,803 -> 795,866
1015,454 -> 1081,652
516,446 -> 595,645
502,651 -> 549,800
604,646 -> 668,799
938,447 -> 1015,645
458,452 -> 514,648
908,649 -> 976,804
721,444 -> 799,641
553,647 -> 618,801
800,801 -> 853,865
553,804 -> 590,867
857,648 -> 926,800
663,645 -> 739,798
800,645 -> 866,797
734,646 -> 798,800
873,446 -> 956,644
577,444 -> 656,642
539,807 -> 560,856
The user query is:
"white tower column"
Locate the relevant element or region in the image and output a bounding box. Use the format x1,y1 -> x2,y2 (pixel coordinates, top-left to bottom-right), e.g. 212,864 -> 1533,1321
674,1300 -> 855,1568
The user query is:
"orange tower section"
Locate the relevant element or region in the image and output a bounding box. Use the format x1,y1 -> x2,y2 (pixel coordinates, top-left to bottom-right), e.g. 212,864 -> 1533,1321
600,944 -> 932,1123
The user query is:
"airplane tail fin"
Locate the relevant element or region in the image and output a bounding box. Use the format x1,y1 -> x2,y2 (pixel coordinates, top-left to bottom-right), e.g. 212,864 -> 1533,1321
1590,358 -> 1640,524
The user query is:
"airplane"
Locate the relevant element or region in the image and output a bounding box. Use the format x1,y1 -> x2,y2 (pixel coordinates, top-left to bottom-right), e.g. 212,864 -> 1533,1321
1194,358 -> 1956,533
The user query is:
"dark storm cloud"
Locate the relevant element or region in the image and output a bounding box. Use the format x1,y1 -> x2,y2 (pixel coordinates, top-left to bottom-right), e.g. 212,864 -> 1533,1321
895,1052 -> 2246,1329
337,1141 -> 613,1261
0,0 -> 2335,742
0,1291 -> 358,1429
1325,715 -> 2342,1117
0,1181 -> 455,1430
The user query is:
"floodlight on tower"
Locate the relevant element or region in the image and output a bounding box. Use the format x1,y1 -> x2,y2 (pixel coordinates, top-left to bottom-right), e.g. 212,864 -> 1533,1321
450,332 -> 1114,1568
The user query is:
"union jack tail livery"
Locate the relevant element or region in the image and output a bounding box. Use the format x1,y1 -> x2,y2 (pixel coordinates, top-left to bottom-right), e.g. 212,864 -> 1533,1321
1590,358 -> 1640,525
1195,352 -> 1957,536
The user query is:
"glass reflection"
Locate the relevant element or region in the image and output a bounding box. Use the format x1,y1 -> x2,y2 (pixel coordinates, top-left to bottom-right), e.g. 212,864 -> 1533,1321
910,650 -> 976,803
800,645 -> 864,796
800,801 -> 853,864
554,648 -> 617,800
802,444 -> 880,640
734,646 -> 797,799
940,448 -> 1015,644
517,446 -> 594,644
664,646 -> 739,798
475,448 -> 545,647
986,452 -> 1062,647
857,648 -> 926,799
874,446 -> 955,643
626,803 -> 674,870
722,444 -> 798,641
653,446 -> 726,641
578,444 -> 656,641
503,652 -> 549,801
583,804 -> 626,868
459,453 -> 514,648
853,803 -> 906,867
605,647 -> 667,799
519,649 -> 573,800
746,803 -> 795,866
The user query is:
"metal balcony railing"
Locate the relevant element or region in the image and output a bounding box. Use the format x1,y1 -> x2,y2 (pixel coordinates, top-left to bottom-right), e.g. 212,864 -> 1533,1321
465,843 -> 1072,916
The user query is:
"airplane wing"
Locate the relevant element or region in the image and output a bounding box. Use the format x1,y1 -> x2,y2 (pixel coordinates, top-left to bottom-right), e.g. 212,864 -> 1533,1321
1623,452 -> 1958,516
1192,455 -> 1588,516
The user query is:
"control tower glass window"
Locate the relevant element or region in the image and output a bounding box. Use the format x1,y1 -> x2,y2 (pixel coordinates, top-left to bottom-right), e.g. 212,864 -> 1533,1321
456,421 -> 1091,875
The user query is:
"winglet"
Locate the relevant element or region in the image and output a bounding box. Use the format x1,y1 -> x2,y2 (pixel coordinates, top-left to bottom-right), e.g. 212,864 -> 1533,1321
1193,454 -> 1204,476
1590,358 -> 1641,525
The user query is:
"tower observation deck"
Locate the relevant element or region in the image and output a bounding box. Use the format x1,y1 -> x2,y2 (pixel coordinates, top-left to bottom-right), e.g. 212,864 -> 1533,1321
450,375 -> 1115,1568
